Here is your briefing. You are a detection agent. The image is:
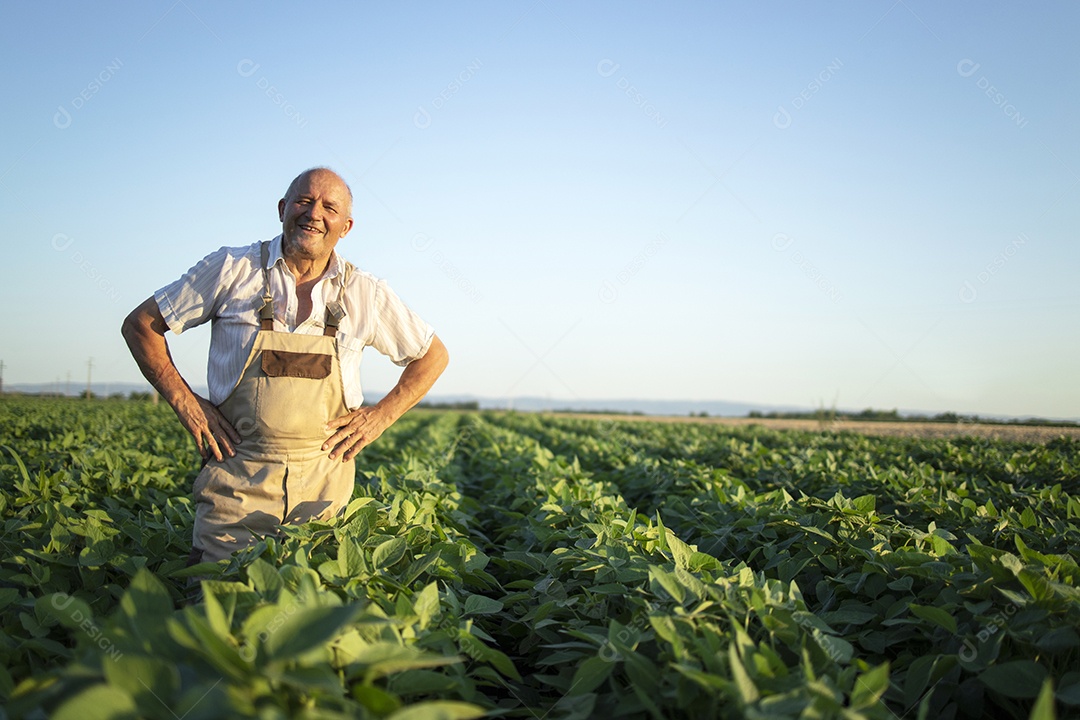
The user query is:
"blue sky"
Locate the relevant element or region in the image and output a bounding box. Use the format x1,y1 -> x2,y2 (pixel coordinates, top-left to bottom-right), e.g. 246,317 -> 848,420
2,2 -> 1077,418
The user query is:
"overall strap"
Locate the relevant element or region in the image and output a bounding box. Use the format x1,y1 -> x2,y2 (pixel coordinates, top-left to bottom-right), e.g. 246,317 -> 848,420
323,262 -> 352,338
258,241 -> 274,331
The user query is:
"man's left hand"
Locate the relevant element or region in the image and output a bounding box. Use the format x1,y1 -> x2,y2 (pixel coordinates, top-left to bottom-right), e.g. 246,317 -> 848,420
324,407 -> 392,461
323,334 -> 448,462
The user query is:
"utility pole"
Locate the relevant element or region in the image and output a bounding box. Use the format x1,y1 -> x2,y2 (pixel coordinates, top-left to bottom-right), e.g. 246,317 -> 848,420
86,358 -> 93,399
66,371 -> 71,397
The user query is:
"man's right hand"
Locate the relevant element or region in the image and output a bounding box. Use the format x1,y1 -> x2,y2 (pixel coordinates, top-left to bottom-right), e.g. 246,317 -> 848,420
122,296 -> 241,463
175,392 -> 241,462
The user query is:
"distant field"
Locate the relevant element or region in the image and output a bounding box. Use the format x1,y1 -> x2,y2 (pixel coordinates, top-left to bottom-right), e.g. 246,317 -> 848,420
550,412 -> 1080,443
2,397 -> 1077,719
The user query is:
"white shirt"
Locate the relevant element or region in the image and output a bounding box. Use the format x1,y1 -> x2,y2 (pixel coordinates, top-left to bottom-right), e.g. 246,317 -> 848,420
155,235 -> 434,409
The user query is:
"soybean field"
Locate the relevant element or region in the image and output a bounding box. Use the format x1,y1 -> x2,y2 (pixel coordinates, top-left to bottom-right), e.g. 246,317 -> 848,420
1,396 -> 1078,719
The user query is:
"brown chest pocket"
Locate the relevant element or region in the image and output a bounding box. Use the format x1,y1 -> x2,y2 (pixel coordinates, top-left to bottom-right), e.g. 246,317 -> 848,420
261,349 -> 332,379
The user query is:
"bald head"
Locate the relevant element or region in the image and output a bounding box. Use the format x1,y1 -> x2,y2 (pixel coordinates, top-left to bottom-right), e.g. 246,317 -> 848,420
283,167 -> 353,218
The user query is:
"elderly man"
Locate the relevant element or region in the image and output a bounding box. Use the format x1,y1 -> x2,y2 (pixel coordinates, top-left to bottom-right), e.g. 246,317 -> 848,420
122,167 -> 448,564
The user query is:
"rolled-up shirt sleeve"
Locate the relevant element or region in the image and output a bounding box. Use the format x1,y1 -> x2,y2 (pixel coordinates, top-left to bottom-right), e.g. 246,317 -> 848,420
370,280 -> 434,366
154,246 -> 232,335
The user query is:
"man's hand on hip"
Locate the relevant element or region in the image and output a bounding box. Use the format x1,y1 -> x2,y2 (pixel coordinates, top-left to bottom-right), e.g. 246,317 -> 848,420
176,392 -> 241,463
324,407 -> 392,462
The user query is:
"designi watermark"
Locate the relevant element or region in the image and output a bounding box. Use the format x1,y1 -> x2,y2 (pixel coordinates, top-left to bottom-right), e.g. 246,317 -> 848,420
411,233 -> 483,303
959,600 -> 1019,662
597,59 -> 668,129
237,59 -> 308,129
54,59 -> 124,130
51,233 -> 120,303
598,233 -> 669,303
414,59 -> 483,130
957,59 -> 1029,129
774,58 -> 843,130
958,234 -> 1028,303
51,592 -> 123,661
771,233 -> 842,303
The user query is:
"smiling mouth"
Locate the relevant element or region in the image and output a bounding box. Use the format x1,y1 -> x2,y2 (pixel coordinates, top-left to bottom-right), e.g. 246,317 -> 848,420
298,224 -> 322,234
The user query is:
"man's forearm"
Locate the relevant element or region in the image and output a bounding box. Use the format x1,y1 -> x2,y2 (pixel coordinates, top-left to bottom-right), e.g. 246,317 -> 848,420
120,296 -> 197,407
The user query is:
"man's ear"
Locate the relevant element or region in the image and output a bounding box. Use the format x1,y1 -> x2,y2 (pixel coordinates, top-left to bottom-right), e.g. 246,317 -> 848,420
277,198 -> 286,221
339,217 -> 354,238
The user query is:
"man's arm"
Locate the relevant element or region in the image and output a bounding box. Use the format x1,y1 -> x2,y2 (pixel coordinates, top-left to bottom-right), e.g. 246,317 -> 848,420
121,296 -> 241,461
324,334 -> 449,461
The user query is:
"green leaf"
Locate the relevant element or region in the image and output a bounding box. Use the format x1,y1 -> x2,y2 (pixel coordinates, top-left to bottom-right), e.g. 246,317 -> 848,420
904,654 -> 938,708
1,445 -> 32,485
728,642 -> 759,704
168,612 -> 249,680
40,592 -> 94,630
1029,678 -> 1056,720
1020,507 -> 1038,529
0,587 -> 20,611
168,561 -> 224,579
120,568 -> 173,621
344,497 -> 378,520
853,495 -> 876,513
672,664 -> 731,692
648,566 -> 686,604
264,604 -> 361,663
387,669 -> 457,695
247,558 -> 284,597
415,582 -> 440,629
102,655 -> 181,713
373,537 -> 408,569
353,684 -> 402,714
203,586 -> 231,638
51,684 -> 138,720
979,660 -> 1048,699
1036,627 -> 1080,654
384,701 -> 486,720
340,535 -> 367,577
908,603 -> 957,634
344,642 -> 461,680
851,662 -> 890,709
568,656 -> 614,695
822,609 -> 876,626
462,594 -> 503,616
457,631 -> 521,681
1058,681 -> 1080,706
931,535 -> 956,557
812,629 -> 853,665
666,530 -> 694,570
275,664 -> 343,693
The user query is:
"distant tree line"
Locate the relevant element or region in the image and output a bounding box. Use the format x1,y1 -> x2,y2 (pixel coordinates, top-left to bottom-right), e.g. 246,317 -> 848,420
417,400 -> 481,410
550,408 -> 645,416
746,407 -> 1078,428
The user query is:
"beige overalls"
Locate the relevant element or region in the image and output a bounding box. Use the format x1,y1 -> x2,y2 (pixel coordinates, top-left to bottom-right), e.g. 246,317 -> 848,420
191,241 -> 355,564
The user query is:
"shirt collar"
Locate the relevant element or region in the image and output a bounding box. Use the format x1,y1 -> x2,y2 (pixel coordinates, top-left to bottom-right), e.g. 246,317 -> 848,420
267,234 -> 346,287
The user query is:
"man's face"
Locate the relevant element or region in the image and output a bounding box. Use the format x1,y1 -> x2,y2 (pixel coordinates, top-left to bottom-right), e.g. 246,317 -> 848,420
278,170 -> 354,264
